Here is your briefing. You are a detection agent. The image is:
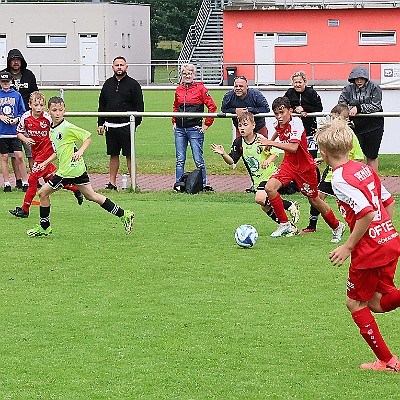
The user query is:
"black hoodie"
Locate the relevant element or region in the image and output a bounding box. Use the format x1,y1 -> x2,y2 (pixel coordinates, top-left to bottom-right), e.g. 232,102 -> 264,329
7,49 -> 38,110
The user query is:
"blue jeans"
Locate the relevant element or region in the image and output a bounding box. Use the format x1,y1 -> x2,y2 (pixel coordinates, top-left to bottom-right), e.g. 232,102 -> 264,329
174,126 -> 206,187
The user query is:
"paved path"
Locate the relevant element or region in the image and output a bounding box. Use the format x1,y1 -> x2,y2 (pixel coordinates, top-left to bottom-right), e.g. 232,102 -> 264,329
1,173 -> 399,194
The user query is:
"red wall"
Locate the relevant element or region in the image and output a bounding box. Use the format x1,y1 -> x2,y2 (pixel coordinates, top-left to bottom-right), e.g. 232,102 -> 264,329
223,8 -> 400,82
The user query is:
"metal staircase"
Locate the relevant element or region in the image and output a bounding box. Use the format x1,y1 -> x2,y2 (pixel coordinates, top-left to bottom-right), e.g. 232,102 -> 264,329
178,0 -> 223,85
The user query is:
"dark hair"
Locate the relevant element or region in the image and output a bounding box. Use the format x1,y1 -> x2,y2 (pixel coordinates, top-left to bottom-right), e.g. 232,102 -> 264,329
48,96 -> 65,108
113,56 -> 127,63
330,103 -> 350,118
272,96 -> 291,111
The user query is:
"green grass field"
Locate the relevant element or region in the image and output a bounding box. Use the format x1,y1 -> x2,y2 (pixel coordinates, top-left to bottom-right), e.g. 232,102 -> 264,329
1,190 -> 400,399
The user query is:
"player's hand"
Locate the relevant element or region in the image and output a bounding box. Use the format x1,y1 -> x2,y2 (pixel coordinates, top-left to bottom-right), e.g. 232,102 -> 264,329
26,138 -> 35,146
255,137 -> 270,147
71,151 -> 83,162
349,106 -> 358,117
211,143 -> 225,155
329,245 -> 351,267
97,126 -> 105,135
0,115 -> 11,124
314,157 -> 323,165
32,162 -> 45,172
200,125 -> 208,134
261,160 -> 270,169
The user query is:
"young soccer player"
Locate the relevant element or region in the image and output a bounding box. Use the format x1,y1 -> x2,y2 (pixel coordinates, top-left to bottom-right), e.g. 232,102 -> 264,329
315,118 -> 400,372
9,91 -> 83,218
300,103 -> 364,234
256,96 -> 345,240
211,112 -> 299,231
26,96 -> 134,236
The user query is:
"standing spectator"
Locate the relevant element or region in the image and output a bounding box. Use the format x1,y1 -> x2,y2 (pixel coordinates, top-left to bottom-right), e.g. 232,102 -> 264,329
0,70 -> 28,192
284,71 -> 322,159
98,56 -> 144,190
7,49 -> 38,187
221,76 -> 269,138
172,63 -> 217,191
339,66 -> 384,172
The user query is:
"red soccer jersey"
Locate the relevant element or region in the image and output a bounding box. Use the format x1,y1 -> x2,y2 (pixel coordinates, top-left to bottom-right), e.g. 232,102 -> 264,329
273,116 -> 315,173
17,111 -> 53,163
332,160 -> 400,269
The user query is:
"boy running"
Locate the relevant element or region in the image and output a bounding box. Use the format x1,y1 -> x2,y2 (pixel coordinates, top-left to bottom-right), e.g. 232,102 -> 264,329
27,96 -> 134,237
256,96 -> 345,240
315,118 -> 400,372
9,91 -> 83,218
211,112 -> 299,232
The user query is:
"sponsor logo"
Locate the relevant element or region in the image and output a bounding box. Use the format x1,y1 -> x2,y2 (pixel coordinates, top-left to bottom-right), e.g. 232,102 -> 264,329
354,166 -> 372,182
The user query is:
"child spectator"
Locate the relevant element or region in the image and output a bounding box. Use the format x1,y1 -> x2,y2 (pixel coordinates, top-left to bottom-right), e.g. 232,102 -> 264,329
0,70 -> 28,192
26,96 -> 134,237
315,118 -> 400,372
211,112 -> 299,231
300,103 -> 364,234
256,96 -> 345,240
9,91 -> 83,218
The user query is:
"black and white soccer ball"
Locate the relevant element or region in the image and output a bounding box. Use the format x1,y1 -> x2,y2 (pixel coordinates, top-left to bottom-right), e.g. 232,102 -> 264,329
234,225 -> 258,248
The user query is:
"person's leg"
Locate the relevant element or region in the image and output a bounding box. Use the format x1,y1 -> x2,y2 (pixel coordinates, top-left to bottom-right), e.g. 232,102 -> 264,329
366,157 -> 378,172
109,155 -> 120,186
187,127 -> 206,187
11,156 -> 21,187
174,127 -> 188,182
105,127 -> 121,188
1,153 -> 10,184
14,151 -> 28,184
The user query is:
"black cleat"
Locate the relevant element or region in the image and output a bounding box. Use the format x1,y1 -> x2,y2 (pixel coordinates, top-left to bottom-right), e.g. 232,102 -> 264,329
4,185 -> 11,193
9,206 -> 29,218
74,190 -> 84,205
202,185 -> 214,192
105,182 -> 117,190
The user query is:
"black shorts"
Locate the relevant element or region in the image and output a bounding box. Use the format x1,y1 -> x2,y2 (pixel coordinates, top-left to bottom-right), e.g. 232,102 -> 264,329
318,180 -> 334,196
355,128 -> 383,159
105,125 -> 131,157
0,137 -> 22,154
256,180 -> 268,191
48,172 -> 90,190
9,141 -> 32,158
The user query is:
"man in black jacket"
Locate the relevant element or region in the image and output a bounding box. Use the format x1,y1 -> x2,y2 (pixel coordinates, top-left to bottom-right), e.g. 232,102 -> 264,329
7,49 -> 39,189
97,56 -> 144,190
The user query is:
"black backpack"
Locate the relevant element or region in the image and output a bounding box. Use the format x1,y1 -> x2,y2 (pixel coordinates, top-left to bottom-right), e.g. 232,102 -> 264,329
173,168 -> 203,194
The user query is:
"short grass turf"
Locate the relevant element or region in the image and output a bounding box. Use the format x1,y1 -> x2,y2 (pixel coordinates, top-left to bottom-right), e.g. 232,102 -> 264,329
1,191 -> 400,399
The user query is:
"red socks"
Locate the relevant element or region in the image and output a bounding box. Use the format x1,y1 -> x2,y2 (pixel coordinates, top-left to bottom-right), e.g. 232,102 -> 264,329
352,307 -> 392,362
321,208 -> 339,230
380,290 -> 400,312
269,193 -> 288,223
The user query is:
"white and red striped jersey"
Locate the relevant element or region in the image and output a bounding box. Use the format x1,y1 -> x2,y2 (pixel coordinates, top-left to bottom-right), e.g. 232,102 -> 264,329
332,160 -> 400,269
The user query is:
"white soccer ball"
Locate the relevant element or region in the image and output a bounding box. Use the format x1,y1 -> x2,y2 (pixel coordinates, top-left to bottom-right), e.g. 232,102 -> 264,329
234,225 -> 258,248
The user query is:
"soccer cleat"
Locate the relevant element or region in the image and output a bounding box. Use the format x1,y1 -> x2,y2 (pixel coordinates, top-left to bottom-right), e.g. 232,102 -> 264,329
4,185 -> 11,193
15,179 -> 22,189
288,201 -> 300,224
299,227 -> 317,234
245,185 -> 256,193
331,221 -> 346,243
360,355 -> 400,372
270,221 -> 293,238
9,207 -> 29,218
203,185 -> 214,192
105,182 -> 117,190
74,190 -> 84,205
26,225 -> 52,237
120,210 -> 135,234
286,222 -> 299,237
22,184 -> 28,192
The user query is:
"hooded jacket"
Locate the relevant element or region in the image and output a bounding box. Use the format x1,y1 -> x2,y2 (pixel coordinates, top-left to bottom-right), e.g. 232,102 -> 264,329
6,49 -> 38,110
339,66 -> 384,134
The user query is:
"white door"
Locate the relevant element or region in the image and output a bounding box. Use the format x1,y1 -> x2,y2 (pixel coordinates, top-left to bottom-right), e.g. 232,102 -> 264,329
79,34 -> 99,85
0,35 -> 7,70
254,33 -> 275,84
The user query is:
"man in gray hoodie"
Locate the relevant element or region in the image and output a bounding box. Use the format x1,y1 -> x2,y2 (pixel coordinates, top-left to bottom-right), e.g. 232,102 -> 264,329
339,66 -> 384,172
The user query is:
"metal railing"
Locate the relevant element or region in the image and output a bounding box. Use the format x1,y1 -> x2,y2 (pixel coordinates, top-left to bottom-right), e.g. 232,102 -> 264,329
225,0 -> 400,8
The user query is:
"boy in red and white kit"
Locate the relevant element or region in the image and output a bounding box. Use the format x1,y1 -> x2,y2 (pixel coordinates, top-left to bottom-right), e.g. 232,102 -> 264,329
9,91 -> 83,218
256,96 -> 345,240
315,118 -> 400,372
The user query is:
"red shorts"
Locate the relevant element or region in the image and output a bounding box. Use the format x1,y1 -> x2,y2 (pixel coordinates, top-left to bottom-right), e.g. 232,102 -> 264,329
31,162 -> 57,182
347,259 -> 398,302
271,162 -> 319,198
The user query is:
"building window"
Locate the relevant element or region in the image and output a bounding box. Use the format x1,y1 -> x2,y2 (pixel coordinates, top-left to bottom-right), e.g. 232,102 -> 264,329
276,33 -> 307,46
328,19 -> 339,27
27,34 -> 67,47
359,31 -> 396,45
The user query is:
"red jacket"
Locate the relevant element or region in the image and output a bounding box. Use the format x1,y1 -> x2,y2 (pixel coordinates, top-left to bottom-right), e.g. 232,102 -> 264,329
172,81 -> 217,128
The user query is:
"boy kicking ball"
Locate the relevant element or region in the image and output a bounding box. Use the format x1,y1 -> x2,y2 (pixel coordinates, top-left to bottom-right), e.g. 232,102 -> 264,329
27,96 -> 134,237
211,112 -> 299,232
256,96 -> 345,240
316,118 -> 400,372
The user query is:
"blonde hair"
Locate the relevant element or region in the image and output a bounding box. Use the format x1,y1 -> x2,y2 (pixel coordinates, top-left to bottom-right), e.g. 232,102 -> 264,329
315,118 -> 353,158
29,91 -> 46,104
291,71 -> 307,83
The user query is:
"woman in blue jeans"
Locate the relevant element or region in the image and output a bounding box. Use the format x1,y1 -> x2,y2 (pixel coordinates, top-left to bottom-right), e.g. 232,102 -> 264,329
172,63 -> 217,191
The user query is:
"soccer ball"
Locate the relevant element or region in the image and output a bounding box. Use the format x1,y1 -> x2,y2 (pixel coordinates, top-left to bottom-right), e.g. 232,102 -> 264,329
234,225 -> 258,248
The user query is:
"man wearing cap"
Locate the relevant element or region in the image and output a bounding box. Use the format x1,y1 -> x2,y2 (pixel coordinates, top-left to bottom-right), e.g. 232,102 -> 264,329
0,70 -> 28,192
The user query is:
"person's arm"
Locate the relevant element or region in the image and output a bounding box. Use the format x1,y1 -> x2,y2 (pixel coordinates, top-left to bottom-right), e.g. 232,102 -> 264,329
33,153 -> 58,172
97,86 -> 107,129
246,90 -> 270,114
256,136 -> 299,153
329,211 -> 374,266
303,89 -> 323,113
202,87 -> 217,128
211,144 -> 234,165
221,91 -> 236,114
72,137 -> 92,161
131,80 -> 144,127
261,153 -> 278,169
17,132 -> 35,146
359,83 -> 383,114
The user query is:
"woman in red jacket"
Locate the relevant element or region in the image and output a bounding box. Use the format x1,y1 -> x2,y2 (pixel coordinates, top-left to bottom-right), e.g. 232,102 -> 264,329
172,63 -> 217,191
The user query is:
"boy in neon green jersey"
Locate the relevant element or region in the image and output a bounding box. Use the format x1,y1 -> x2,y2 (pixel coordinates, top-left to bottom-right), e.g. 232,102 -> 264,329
211,112 -> 299,233
27,96 -> 134,236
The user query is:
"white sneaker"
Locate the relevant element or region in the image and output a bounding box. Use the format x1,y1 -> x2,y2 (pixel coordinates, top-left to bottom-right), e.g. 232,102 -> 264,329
331,221 -> 346,243
286,222 -> 299,237
288,201 -> 300,224
270,221 -> 293,238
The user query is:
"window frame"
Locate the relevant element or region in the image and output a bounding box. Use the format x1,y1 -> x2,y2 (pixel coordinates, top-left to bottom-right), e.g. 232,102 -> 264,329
359,31 -> 396,46
27,34 -> 67,48
275,32 -> 307,47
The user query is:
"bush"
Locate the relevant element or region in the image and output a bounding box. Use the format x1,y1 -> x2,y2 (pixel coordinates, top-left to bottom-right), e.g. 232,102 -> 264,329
152,47 -> 180,60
